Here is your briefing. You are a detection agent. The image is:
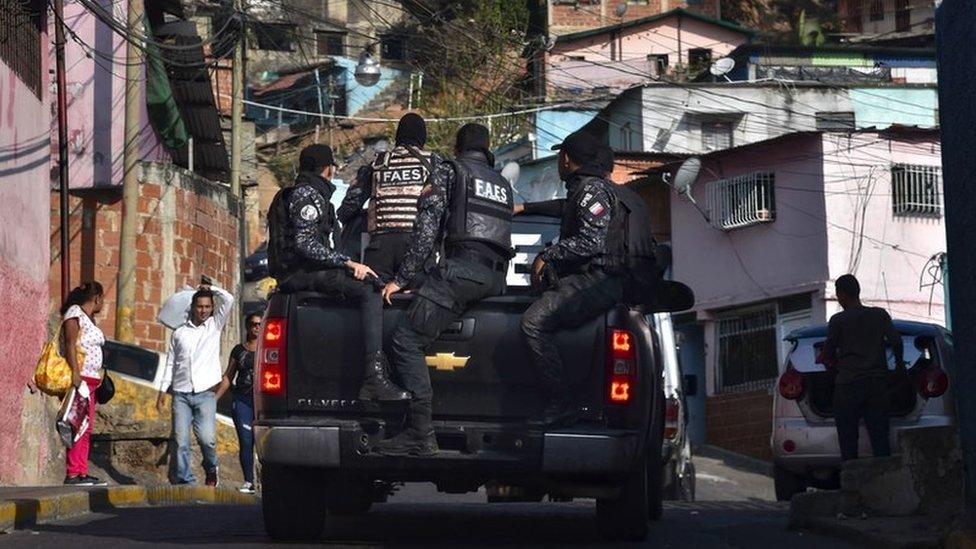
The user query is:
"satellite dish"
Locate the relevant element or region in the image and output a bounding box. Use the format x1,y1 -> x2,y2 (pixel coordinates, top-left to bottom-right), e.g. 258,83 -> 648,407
673,157 -> 701,196
671,157 -> 711,223
501,161 -> 521,185
615,3 -> 628,18
709,57 -> 736,81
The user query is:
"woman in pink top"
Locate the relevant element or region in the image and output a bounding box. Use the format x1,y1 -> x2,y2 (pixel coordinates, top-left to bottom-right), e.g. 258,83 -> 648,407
60,282 -> 108,486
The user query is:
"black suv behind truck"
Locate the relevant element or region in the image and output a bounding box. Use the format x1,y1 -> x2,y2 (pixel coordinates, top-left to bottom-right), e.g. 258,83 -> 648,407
253,217 -> 669,542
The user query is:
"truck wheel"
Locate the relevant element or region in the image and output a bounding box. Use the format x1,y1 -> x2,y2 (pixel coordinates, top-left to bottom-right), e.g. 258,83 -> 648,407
646,395 -> 666,520
679,461 -> 696,502
326,478 -> 374,516
262,464 -> 327,541
774,463 -> 807,502
596,453 -> 650,542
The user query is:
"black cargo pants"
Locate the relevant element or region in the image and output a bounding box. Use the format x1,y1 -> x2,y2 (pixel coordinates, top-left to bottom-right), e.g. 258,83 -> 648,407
833,377 -> 891,461
521,270 -> 624,404
391,257 -> 507,408
364,233 -> 413,282
278,268 -> 384,356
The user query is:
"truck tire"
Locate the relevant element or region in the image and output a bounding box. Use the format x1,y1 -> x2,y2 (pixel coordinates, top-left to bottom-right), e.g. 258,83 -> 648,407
774,463 -> 807,502
646,395 -> 665,520
262,464 -> 327,541
326,478 -> 374,516
596,453 -> 650,542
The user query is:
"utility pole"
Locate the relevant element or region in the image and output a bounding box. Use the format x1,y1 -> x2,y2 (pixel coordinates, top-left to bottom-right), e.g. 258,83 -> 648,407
936,0 -> 976,523
54,0 -> 70,304
115,0 -> 144,342
230,0 -> 246,341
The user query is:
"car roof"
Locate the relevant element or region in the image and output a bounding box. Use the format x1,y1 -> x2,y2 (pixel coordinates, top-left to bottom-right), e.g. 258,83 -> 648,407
786,319 -> 945,341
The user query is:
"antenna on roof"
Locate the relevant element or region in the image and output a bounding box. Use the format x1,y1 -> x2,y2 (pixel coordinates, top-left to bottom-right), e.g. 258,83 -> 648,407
709,57 -> 736,82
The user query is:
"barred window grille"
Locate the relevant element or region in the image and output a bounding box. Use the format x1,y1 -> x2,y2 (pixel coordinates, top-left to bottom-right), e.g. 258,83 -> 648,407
0,0 -> 43,98
891,164 -> 942,217
718,307 -> 779,390
708,172 -> 776,230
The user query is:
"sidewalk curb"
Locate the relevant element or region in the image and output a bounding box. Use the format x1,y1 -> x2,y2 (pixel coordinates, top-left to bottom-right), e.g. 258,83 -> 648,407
0,485 -> 257,533
799,515 -> 942,549
694,444 -> 773,477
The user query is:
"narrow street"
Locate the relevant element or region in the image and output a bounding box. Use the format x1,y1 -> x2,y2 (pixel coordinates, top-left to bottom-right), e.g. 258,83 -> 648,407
0,454 -> 853,548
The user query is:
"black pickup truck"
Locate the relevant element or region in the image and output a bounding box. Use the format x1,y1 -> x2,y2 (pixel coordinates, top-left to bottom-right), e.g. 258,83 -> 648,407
253,216 -> 687,542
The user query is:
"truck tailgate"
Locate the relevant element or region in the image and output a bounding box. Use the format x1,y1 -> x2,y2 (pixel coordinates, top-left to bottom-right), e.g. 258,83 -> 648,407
287,293 -> 607,420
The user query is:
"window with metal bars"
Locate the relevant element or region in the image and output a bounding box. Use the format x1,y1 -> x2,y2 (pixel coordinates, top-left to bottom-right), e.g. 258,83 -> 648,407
0,0 -> 43,98
717,307 -> 779,390
701,119 -> 733,151
891,164 -> 942,218
708,172 -> 776,230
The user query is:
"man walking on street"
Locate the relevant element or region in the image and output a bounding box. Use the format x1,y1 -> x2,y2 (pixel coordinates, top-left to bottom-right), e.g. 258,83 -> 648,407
377,123 -> 514,457
338,113 -> 438,282
822,274 -> 904,460
157,283 -> 235,486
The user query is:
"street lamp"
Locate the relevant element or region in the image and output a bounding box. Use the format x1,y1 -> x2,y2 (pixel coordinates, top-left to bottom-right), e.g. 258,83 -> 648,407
354,48 -> 381,87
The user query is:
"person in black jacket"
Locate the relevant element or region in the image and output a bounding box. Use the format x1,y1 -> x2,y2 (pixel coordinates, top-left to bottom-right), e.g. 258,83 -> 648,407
375,124 -> 514,457
337,113 -> 439,282
277,144 -> 409,402
514,132 -> 624,427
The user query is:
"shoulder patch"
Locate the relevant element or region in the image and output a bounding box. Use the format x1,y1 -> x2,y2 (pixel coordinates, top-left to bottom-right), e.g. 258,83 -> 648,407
300,204 -> 319,221
588,200 -> 606,217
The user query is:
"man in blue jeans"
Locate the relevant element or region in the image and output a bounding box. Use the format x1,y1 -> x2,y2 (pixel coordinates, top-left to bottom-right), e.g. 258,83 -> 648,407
156,283 -> 235,486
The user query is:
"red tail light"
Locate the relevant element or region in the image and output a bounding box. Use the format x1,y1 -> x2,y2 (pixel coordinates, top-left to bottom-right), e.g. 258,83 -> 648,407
607,329 -> 637,404
778,366 -> 804,400
918,367 -> 948,398
258,317 -> 287,395
664,397 -> 679,440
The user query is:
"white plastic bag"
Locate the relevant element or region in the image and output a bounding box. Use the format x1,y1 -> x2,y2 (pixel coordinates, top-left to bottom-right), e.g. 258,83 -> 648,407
157,285 -> 196,330
56,382 -> 91,449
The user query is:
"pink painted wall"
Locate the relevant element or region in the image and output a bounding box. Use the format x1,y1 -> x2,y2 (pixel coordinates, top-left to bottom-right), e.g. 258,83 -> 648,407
821,132 -> 945,324
0,33 -> 54,482
54,1 -> 169,189
672,131 -> 945,326
547,14 -> 750,92
671,133 -> 830,312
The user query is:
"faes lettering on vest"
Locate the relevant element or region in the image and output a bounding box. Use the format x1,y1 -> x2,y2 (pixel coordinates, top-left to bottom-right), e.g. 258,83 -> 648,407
474,178 -> 508,204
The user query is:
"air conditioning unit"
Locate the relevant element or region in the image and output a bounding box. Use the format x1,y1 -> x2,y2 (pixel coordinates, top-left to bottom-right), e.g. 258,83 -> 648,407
756,208 -> 774,222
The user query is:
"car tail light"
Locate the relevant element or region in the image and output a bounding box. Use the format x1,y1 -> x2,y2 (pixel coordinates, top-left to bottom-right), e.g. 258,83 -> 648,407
778,366 -> 804,400
258,317 -> 287,395
664,397 -> 679,440
607,329 -> 636,404
918,367 -> 948,398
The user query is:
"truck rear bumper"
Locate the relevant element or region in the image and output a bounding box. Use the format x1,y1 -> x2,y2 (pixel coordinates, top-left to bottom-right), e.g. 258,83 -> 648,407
254,420 -> 640,477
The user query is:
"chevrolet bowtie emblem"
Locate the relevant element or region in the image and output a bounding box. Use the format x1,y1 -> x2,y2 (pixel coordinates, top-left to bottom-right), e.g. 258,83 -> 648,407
425,352 -> 470,371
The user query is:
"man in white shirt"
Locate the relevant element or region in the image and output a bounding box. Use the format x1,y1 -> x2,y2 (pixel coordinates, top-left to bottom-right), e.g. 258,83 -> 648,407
156,284 -> 235,486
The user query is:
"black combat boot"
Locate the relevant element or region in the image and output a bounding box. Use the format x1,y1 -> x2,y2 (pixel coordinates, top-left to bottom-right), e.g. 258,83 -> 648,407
374,400 -> 438,457
527,396 -> 580,428
358,352 -> 410,401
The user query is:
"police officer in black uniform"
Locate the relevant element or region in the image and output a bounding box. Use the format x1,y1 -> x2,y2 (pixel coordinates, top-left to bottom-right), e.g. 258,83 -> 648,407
375,123 -> 514,456
515,131 -> 624,427
277,144 -> 410,402
337,113 -> 438,282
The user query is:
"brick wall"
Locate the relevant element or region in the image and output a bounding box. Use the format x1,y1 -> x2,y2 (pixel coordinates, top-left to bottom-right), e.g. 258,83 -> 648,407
50,162 -> 241,354
706,389 -> 773,461
551,1 -> 720,33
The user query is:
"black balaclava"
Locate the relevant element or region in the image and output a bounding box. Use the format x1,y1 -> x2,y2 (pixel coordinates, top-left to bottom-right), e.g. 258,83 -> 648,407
395,113 -> 427,148
455,123 -> 493,164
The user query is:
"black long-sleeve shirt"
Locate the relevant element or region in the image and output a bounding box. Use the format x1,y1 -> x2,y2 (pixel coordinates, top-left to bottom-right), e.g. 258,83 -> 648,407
286,177 -> 349,269
522,175 -> 613,271
392,161 -> 455,288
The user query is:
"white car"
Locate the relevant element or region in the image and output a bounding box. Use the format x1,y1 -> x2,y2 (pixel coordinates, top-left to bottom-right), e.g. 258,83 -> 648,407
654,313 -> 696,502
771,320 -> 954,501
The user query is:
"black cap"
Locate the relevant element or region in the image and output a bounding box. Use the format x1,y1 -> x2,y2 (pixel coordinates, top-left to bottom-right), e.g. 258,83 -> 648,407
455,123 -> 490,155
551,130 -> 601,165
395,113 -> 427,147
299,144 -> 338,172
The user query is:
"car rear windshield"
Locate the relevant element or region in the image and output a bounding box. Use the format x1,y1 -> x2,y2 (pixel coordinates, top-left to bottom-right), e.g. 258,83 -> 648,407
787,334 -> 939,373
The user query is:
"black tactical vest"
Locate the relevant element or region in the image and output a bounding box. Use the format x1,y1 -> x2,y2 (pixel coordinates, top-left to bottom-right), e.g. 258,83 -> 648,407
445,151 -> 514,252
268,173 -> 337,275
368,145 -> 433,234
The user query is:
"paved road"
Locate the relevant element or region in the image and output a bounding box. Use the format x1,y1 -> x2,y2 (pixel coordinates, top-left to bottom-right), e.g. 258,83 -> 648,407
0,456 -> 853,548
